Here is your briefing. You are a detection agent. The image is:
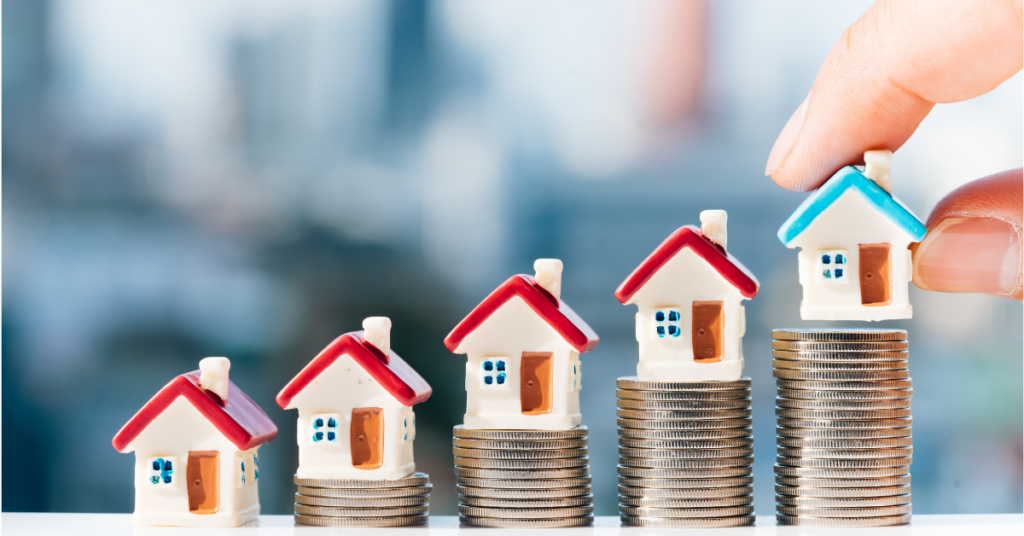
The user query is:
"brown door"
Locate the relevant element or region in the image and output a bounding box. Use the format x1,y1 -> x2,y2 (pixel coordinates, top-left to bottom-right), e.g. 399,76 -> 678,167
521,352 -> 554,415
692,301 -> 724,363
859,244 -> 892,306
187,451 -> 219,515
351,407 -> 384,469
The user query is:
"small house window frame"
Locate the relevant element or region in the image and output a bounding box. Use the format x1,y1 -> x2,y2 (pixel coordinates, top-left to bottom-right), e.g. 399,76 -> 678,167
146,456 -> 178,489
817,249 -> 850,283
653,307 -> 682,339
481,357 -> 509,388
311,413 -> 341,445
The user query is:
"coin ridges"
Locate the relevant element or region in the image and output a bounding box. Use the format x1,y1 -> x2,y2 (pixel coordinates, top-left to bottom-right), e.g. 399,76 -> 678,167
772,328 -> 907,341
618,417 -> 753,430
294,494 -> 429,507
293,504 -> 429,517
619,437 -> 753,449
618,427 -> 753,440
776,514 -> 911,527
452,446 -> 587,459
778,379 -> 913,390
618,484 -> 754,498
452,437 -> 587,450
617,388 -> 751,400
772,340 -> 909,352
458,504 -> 593,519
454,466 -> 590,479
293,472 -> 429,489
617,465 -> 753,479
620,514 -> 755,527
453,424 -> 587,440
619,504 -> 755,518
775,475 -> 911,488
620,456 -> 754,469
456,485 -> 590,499
617,398 -> 752,410
778,388 -> 912,400
776,494 -> 911,508
618,476 -> 753,489
776,397 -> 910,410
459,495 -> 593,508
773,350 -> 909,362
453,456 -> 589,469
774,369 -> 910,381
772,359 -> 908,371
456,476 -> 592,489
776,484 -> 911,498
295,484 -> 432,498
293,514 -> 428,527
619,494 -> 753,508
617,376 -> 752,391
459,515 -> 594,528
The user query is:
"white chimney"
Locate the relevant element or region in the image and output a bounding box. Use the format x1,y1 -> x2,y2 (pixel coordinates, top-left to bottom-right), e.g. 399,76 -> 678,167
863,150 -> 892,194
199,357 -> 230,402
534,259 -> 563,301
362,317 -> 392,357
700,210 -> 728,250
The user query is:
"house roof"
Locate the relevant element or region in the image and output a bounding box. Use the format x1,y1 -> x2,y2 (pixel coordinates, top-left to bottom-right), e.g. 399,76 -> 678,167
444,275 -> 600,354
615,225 -> 760,303
276,332 -> 432,409
778,166 -> 928,246
112,371 -> 278,453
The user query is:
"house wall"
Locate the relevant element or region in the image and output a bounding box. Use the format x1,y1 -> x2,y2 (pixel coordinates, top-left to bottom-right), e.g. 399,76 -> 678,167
456,296 -> 581,430
289,354 -> 415,480
626,248 -> 746,381
788,190 -> 916,321
124,397 -> 260,527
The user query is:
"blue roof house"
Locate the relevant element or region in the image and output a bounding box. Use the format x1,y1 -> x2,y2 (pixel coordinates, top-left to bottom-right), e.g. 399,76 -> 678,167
777,151 -> 926,321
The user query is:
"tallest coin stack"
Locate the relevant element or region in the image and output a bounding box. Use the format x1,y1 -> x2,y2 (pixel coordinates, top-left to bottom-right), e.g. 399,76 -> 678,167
772,329 -> 912,527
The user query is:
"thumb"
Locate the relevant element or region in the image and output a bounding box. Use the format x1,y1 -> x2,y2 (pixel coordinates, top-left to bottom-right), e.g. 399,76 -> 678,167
912,169 -> 1023,300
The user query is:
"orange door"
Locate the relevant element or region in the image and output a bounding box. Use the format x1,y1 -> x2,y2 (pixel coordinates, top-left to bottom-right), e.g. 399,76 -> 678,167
859,244 -> 892,306
520,352 -> 554,415
187,451 -> 219,515
692,301 -> 724,363
351,407 -> 384,469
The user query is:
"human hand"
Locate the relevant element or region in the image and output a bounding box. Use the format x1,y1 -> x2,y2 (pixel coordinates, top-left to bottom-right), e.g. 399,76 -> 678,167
764,0 -> 1023,300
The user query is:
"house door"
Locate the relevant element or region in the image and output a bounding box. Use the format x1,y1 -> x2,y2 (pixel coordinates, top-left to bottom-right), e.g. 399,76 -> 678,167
521,352 -> 553,415
351,407 -> 384,470
692,301 -> 724,363
859,244 -> 892,306
187,451 -> 219,515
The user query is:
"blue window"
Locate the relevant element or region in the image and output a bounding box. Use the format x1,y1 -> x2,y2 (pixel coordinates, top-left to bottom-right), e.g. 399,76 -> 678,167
655,311 -> 665,322
404,418 -> 409,441
312,413 -> 340,443
484,375 -> 493,385
147,456 -> 176,487
483,360 -> 494,371
821,254 -> 831,264
654,308 -> 682,338
835,268 -> 844,278
818,250 -> 849,283
496,361 -> 505,371
482,358 -> 509,388
496,372 -> 506,385
253,454 -> 259,481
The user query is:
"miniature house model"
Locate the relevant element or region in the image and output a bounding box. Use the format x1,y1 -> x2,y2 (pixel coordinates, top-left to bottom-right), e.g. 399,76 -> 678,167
615,211 -> 760,381
277,317 -> 432,480
445,259 -> 599,430
778,151 -> 926,321
112,358 -> 278,527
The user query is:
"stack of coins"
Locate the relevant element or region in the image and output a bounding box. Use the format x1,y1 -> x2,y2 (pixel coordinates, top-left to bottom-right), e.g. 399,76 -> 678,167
616,376 -> 755,528
292,472 -> 432,527
453,425 -> 594,528
773,328 -> 912,527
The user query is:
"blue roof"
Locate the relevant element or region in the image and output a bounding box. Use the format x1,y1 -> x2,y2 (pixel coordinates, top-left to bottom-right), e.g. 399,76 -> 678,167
777,166 -> 927,246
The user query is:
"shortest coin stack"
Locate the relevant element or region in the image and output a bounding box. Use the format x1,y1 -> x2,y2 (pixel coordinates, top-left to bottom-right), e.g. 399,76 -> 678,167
617,376 -> 755,528
453,425 -> 594,528
292,472 -> 432,527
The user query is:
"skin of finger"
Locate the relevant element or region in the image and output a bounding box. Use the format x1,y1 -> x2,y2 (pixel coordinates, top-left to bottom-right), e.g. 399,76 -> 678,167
769,0 -> 1024,192
912,169 -> 1023,300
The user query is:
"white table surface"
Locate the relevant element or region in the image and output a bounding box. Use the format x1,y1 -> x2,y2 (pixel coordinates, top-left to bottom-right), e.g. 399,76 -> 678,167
2,514 -> 1022,535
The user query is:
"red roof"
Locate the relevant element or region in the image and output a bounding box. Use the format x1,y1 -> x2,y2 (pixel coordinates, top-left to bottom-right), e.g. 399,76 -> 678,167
615,225 -> 760,303
112,371 -> 278,453
276,332 -> 432,409
445,275 -> 600,354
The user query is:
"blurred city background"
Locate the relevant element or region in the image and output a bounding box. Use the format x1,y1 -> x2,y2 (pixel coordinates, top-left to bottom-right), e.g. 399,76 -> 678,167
3,0 -> 1021,517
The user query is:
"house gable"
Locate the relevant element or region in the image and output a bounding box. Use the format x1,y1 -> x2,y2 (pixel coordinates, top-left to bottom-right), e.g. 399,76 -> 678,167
124,396 -> 234,455
456,295 -> 574,357
288,353 -> 399,413
628,247 -> 741,308
788,188 -> 920,250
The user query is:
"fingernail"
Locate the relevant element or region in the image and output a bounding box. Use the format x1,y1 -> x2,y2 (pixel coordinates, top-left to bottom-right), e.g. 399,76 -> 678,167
913,217 -> 1021,296
765,96 -> 808,177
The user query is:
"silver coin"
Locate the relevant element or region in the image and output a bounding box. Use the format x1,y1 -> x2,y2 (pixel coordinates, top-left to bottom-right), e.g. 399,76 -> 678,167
459,515 -> 594,528
777,417 -> 912,429
774,465 -> 909,479
293,514 -> 428,527
779,388 -> 912,400
293,472 -> 429,489
459,495 -> 593,508
452,447 -> 587,459
456,485 -> 590,499
617,398 -> 752,410
619,504 -> 754,518
454,466 -> 590,479
773,359 -> 908,371
617,408 -> 753,420
619,447 -> 754,459
774,369 -> 910,381
772,340 -> 908,352
452,437 -> 587,450
776,514 -> 911,527
776,397 -> 911,410
620,456 -> 755,469
773,350 -> 909,362
619,494 -> 753,508
776,408 -> 912,420
620,514 -> 754,527
618,484 -> 753,498
777,426 -> 912,439
778,379 -> 913,390
618,376 -> 751,391
619,427 -> 753,440
776,475 -> 911,488
619,437 -> 753,449
618,476 -> 753,489
294,494 -> 429,507
618,418 -> 753,430
772,328 -> 907,342
776,484 -> 911,498
293,504 -> 429,517
777,503 -> 912,518
458,504 -> 593,519
296,484 -> 432,498
777,455 -> 911,469
777,494 -> 911,507
453,424 -> 587,440
456,476 -> 592,489
617,388 -> 751,401
777,447 -> 912,460
617,466 -> 753,479
777,436 -> 913,449
453,456 -> 589,469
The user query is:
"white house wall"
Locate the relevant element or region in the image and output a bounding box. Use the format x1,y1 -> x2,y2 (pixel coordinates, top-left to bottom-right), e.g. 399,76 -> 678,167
289,354 -> 415,480
789,190 -> 915,321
